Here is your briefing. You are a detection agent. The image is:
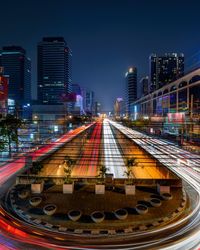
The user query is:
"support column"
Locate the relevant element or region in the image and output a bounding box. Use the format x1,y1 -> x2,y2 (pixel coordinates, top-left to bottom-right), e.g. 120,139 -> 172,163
176,91 -> 179,112
187,87 -> 189,112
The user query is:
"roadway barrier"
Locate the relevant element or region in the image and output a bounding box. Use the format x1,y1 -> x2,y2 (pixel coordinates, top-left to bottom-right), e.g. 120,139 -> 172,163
8,184 -> 187,236
16,175 -> 182,187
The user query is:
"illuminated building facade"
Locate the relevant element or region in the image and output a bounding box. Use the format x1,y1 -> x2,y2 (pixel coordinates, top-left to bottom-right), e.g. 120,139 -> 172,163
140,76 -> 149,96
0,46 -> 31,104
85,91 -> 94,114
0,68 -> 9,115
71,83 -> 84,114
114,97 -> 124,117
94,101 -> 101,116
149,53 -> 184,92
37,37 -> 72,105
132,68 -> 200,137
125,67 -> 137,115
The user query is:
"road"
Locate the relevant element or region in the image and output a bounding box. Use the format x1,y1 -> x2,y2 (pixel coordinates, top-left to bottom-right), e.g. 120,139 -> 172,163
72,121 -> 102,177
0,119 -> 200,249
109,119 -> 200,250
0,124 -> 94,187
0,124 -> 94,250
103,119 -> 126,178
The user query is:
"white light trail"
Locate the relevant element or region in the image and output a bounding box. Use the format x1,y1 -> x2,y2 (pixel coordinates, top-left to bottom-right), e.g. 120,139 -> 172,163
103,119 -> 126,178
109,119 -> 200,250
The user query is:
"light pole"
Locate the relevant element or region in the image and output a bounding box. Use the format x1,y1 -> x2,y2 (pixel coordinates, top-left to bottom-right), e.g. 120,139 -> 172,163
33,115 -> 40,143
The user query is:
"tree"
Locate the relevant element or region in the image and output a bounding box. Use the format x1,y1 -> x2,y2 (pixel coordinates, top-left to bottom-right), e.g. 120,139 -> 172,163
124,157 -> 136,185
31,161 -> 43,175
124,168 -> 133,185
0,114 -> 23,157
63,156 -> 76,183
126,157 -> 137,168
64,155 -> 76,168
64,167 -> 72,183
0,138 -> 6,152
98,165 -> 108,179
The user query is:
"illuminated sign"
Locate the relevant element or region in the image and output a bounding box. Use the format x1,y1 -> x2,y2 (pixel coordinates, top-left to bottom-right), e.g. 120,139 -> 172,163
150,116 -> 164,122
167,113 -> 185,124
0,76 -> 8,101
54,125 -> 58,132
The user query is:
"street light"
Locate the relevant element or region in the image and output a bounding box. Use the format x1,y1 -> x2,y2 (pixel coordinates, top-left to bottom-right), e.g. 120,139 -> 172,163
33,115 -> 40,142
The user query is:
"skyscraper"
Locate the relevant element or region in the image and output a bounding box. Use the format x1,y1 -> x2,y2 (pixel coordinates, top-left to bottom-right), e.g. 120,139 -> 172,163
125,67 -> 137,115
71,83 -> 84,114
140,76 -> 149,96
85,90 -> 94,114
149,53 -> 184,91
0,46 -> 31,104
114,97 -> 123,117
37,37 -> 72,105
94,101 -> 101,116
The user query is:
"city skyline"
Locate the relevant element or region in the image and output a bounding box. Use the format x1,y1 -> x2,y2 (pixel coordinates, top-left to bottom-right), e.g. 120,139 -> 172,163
1,1 -> 200,249
1,0 -> 200,111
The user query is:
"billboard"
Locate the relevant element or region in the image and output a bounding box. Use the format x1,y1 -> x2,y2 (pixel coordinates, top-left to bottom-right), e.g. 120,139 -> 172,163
167,112 -> 185,124
0,76 -> 8,101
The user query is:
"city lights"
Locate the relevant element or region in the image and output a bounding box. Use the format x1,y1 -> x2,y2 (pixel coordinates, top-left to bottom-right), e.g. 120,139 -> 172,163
0,1 -> 200,250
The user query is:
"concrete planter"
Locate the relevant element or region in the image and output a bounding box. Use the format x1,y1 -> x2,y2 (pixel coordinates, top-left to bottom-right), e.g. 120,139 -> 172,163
114,209 -> 128,220
29,197 -> 42,207
125,185 -> 135,195
136,204 -> 148,214
31,182 -> 44,194
63,183 -> 74,194
95,184 -> 105,194
68,210 -> 82,221
161,193 -> 173,201
150,198 -> 162,207
157,184 -> 170,194
43,204 -> 57,216
18,190 -> 29,199
91,211 -> 105,223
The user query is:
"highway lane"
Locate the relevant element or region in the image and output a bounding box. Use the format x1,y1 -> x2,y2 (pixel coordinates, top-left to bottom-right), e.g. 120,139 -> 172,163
1,119 -> 200,249
0,123 -> 95,250
72,121 -> 102,177
109,119 -> 200,250
0,123 -> 94,187
103,119 -> 126,178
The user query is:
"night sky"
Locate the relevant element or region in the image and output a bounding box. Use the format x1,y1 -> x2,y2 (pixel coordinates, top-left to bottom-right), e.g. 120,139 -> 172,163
1,0 -> 200,111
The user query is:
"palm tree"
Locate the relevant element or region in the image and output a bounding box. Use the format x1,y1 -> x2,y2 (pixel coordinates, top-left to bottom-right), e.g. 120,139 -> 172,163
126,157 -> 137,168
124,168 -> 133,184
64,155 -> 76,168
98,165 -> 108,179
63,156 -> 76,183
64,166 -> 72,183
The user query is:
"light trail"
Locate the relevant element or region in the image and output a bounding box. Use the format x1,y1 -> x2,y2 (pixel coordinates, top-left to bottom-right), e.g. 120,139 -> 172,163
72,121 -> 102,177
103,119 -> 126,178
0,124 -> 94,187
1,119 -> 200,249
109,119 -> 200,250
0,124 -> 95,250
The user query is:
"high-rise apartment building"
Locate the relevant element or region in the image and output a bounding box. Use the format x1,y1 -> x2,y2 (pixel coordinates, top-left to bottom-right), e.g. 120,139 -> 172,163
140,76 -> 149,96
149,53 -> 184,92
114,97 -> 123,117
85,91 -> 94,114
0,46 -> 31,104
125,67 -> 137,115
37,37 -> 72,105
